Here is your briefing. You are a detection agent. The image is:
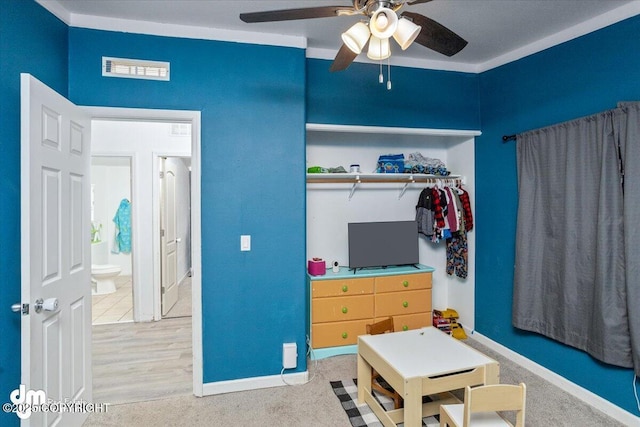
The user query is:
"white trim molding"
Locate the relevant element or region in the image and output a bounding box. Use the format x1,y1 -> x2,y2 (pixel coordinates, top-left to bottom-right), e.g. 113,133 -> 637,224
476,1 -> 640,72
202,371 -> 309,395
305,47 -> 478,74
83,105 -> 204,398
466,329 -> 640,426
37,0 -> 640,73
36,0 -> 306,50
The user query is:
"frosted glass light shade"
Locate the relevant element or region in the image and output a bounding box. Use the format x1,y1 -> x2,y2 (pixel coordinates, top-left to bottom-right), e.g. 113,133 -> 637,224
393,17 -> 421,50
367,36 -> 391,60
341,22 -> 370,54
369,7 -> 398,39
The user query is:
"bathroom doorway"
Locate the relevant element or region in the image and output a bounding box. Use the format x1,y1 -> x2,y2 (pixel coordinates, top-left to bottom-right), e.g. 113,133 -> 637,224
90,156 -> 134,325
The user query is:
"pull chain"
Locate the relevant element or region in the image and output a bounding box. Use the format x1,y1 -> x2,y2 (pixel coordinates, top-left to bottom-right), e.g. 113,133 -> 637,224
378,40 -> 384,84
387,55 -> 392,90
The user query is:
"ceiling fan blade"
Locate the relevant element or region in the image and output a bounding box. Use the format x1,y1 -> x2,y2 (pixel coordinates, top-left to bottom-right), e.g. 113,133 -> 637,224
406,0 -> 433,5
402,12 -> 467,57
240,6 -> 355,23
330,44 -> 358,72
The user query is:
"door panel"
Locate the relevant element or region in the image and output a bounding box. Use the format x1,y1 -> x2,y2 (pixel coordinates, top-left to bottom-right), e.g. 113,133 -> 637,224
161,158 -> 179,315
21,73 -> 91,426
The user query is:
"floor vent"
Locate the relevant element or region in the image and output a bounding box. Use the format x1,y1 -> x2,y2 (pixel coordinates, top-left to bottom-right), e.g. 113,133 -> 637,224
102,57 -> 170,81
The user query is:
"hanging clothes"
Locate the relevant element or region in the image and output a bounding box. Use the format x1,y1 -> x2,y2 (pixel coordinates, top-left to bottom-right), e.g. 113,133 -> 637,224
112,198 -> 131,254
415,187 -> 435,237
415,183 -> 473,279
458,187 -> 473,231
446,233 -> 468,279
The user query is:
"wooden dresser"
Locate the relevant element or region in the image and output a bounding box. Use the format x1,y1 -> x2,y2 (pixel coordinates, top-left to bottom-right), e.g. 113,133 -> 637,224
308,265 -> 434,358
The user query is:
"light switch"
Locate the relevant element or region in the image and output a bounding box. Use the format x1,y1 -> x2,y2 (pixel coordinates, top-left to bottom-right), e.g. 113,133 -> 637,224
240,235 -> 251,251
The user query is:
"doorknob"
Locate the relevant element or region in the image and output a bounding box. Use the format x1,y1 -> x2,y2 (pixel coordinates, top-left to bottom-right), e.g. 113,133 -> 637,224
34,298 -> 59,313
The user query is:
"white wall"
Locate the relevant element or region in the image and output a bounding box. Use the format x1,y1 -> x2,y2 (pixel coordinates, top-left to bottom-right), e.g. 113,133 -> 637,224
92,120 -> 191,321
306,128 -> 476,328
91,158 -> 132,275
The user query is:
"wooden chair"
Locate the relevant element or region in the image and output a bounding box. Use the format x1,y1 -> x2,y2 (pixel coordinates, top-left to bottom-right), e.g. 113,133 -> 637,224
365,317 -> 403,409
439,383 -> 526,427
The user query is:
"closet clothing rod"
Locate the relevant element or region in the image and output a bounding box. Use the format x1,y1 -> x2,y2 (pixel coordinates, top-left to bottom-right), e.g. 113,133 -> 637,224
502,134 -> 517,142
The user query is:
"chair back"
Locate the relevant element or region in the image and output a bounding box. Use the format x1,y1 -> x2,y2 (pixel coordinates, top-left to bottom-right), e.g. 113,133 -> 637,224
463,383 -> 526,426
366,317 -> 394,335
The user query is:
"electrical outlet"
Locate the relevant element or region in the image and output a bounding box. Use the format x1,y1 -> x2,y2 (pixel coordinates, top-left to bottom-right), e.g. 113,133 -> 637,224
282,343 -> 297,369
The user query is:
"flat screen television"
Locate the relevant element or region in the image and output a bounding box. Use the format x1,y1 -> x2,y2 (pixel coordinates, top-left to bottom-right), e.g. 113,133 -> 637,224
348,220 -> 419,271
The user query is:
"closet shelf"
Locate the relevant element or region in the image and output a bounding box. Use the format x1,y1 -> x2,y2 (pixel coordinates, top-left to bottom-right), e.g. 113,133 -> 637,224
307,173 -> 463,200
306,173 -> 461,184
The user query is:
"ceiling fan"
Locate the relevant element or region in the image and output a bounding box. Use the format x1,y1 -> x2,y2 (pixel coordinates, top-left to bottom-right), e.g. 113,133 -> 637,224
239,0 -> 468,73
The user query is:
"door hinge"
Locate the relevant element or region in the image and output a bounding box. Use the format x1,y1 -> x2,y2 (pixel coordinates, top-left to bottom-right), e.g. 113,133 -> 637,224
159,171 -> 164,179
160,229 -> 165,237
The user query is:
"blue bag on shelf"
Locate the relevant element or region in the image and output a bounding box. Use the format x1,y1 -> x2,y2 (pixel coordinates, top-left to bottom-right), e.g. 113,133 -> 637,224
377,154 -> 405,173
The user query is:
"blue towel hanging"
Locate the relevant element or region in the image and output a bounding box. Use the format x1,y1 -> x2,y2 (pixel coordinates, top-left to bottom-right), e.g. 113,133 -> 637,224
112,198 -> 131,254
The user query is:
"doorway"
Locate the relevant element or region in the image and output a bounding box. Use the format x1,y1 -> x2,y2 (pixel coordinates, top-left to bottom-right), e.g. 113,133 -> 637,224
90,155 -> 134,325
86,108 -> 203,401
20,76 -> 203,420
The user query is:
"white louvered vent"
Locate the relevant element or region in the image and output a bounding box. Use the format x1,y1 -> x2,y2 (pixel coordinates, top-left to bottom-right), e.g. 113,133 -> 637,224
102,57 -> 170,81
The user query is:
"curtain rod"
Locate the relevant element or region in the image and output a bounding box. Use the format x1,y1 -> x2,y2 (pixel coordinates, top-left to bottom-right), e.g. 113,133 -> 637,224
502,134 -> 517,143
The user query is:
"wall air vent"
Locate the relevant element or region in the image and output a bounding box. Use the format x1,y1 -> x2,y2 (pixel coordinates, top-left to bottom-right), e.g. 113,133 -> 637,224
102,57 -> 170,81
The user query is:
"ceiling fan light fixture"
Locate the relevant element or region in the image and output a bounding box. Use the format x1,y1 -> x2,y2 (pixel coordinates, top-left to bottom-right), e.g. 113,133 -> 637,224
393,17 -> 421,50
369,7 -> 398,39
367,36 -> 391,60
341,21 -> 370,54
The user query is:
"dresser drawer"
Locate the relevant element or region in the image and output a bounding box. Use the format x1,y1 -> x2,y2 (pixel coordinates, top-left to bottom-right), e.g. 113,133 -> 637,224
312,319 -> 370,348
384,312 -> 432,332
375,273 -> 431,293
374,289 -> 431,316
312,277 -> 374,298
312,295 -> 374,323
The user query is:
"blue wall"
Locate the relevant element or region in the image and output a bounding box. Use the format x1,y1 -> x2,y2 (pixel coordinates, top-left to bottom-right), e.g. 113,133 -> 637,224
476,15 -> 640,415
68,29 -> 308,383
307,58 -> 480,129
0,1 -> 68,425
3,0 -> 639,421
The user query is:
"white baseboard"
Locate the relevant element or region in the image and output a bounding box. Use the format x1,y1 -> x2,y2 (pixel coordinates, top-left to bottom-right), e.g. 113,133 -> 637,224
201,370 -> 309,395
466,329 -> 639,426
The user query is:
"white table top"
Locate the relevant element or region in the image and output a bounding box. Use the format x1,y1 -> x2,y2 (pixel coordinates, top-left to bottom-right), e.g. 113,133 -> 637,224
358,327 -> 496,379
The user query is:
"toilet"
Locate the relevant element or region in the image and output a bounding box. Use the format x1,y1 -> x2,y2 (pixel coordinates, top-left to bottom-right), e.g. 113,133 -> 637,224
91,241 -> 121,295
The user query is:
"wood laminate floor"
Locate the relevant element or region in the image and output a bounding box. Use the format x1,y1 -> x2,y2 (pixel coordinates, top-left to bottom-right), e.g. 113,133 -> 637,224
92,316 -> 193,405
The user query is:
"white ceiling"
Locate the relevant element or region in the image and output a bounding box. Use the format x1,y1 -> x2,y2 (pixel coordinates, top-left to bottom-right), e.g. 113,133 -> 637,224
42,0 -> 640,72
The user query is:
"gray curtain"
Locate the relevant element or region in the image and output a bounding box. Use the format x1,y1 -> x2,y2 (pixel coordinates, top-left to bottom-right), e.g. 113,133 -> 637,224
617,102 -> 640,374
513,105 -> 636,371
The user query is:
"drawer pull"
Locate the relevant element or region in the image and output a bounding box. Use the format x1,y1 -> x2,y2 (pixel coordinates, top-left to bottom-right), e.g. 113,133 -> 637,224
342,285 -> 348,293
403,280 -> 409,287
402,325 -> 409,331
342,332 -> 348,339
341,306 -> 348,314
403,301 -> 409,308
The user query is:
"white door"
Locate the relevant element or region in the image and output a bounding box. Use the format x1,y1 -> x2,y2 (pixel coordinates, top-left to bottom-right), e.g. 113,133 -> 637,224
20,74 -> 92,426
160,157 -> 178,315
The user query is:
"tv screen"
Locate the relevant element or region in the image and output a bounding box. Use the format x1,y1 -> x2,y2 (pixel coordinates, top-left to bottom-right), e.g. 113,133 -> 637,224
348,220 -> 419,270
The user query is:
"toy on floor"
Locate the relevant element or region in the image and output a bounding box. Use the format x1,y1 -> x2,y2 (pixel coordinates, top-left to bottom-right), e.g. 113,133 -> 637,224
433,308 -> 468,340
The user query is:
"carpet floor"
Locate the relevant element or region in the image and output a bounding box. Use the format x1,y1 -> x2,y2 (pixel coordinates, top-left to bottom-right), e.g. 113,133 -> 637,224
83,338 -> 629,426
331,378 -> 439,427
